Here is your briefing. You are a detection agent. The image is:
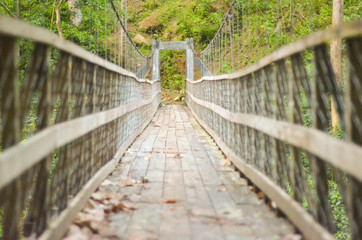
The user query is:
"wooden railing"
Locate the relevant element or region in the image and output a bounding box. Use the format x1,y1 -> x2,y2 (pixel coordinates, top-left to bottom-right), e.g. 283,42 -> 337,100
186,22 -> 362,240
0,15 -> 160,239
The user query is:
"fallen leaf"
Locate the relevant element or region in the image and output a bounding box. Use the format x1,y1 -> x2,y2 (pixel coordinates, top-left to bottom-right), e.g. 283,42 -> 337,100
88,221 -> 109,234
269,200 -> 277,209
127,232 -> 158,240
84,199 -> 98,210
112,203 -> 127,213
91,191 -> 123,204
154,124 -> 160,127
166,199 -> 177,204
220,156 -> 231,167
100,179 -> 115,186
257,192 -> 264,199
97,225 -> 119,238
63,225 -> 89,240
141,177 -> 149,183
91,192 -> 105,202
119,176 -> 138,187
76,209 -> 105,224
283,234 -> 302,240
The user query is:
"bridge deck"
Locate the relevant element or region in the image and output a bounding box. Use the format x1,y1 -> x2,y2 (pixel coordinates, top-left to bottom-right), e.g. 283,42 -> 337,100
64,105 -> 295,240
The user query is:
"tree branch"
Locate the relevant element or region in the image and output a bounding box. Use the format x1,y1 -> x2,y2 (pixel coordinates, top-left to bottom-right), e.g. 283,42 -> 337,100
17,0 -> 21,17
55,0 -> 64,38
0,1 -> 17,18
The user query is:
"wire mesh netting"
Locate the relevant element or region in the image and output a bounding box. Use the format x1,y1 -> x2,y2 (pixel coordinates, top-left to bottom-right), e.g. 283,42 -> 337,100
0,3 -> 160,238
187,33 -> 362,239
187,1 -> 361,239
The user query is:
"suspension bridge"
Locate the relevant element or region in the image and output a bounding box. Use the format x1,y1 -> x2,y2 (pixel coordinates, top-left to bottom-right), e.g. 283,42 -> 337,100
0,1 -> 361,240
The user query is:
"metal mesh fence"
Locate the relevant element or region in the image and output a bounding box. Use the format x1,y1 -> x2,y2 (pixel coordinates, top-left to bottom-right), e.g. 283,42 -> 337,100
187,32 -> 362,239
0,16 -> 160,239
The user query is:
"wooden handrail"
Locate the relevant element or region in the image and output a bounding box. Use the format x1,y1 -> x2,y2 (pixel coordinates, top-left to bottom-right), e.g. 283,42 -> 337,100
186,89 -> 362,182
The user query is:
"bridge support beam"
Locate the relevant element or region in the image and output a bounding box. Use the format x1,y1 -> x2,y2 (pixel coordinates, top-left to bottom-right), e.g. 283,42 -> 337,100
186,38 -> 194,80
152,40 -> 160,80
152,38 -> 210,81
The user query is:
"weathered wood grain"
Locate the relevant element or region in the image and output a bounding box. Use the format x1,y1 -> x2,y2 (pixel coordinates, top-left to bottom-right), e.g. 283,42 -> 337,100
67,105 -> 296,240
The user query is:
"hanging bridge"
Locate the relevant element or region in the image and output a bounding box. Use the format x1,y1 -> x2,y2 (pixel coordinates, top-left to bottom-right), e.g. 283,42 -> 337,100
0,1 -> 361,240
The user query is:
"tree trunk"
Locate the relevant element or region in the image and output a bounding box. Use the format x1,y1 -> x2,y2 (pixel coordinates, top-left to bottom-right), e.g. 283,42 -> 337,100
55,0 -> 63,38
68,0 -> 82,26
120,0 -> 127,67
17,0 -> 21,18
330,0 -> 343,132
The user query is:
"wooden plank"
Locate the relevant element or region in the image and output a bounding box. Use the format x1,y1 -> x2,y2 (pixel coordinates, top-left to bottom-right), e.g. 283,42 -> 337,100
159,205 -> 191,239
189,216 -> 224,240
205,184 -> 240,217
0,93 -> 160,189
183,171 -> 203,186
187,105 -> 335,240
186,91 -> 362,181
146,169 -> 164,182
125,203 -> 162,239
165,156 -> 182,171
148,152 -> 166,171
163,171 -> 185,201
128,156 -> 149,180
198,163 -> 222,186
166,130 -> 178,153
219,171 -> 260,205
139,134 -> 157,153
153,136 -> 167,150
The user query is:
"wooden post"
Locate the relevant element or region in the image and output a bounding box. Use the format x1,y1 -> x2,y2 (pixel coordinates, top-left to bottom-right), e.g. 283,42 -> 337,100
120,0 -> 127,68
186,38 -> 194,80
17,0 -> 21,18
330,0 -> 343,132
152,40 -> 160,80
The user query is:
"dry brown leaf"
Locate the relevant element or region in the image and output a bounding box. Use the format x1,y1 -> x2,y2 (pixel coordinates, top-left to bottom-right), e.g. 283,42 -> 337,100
125,194 -> 144,202
111,202 -> 139,213
257,192 -> 264,199
127,232 -> 158,240
283,234 -> 302,240
166,199 -> 177,204
154,124 -> 160,127
84,199 -> 99,210
141,177 -> 149,183
91,192 -> 106,201
88,221 -> 108,234
112,203 -> 127,213
76,209 -> 104,226
119,176 -> 138,187
100,179 -> 114,186
220,156 -> 231,167
269,200 -> 277,209
64,224 -> 89,240
91,191 -> 123,204
97,225 -> 119,238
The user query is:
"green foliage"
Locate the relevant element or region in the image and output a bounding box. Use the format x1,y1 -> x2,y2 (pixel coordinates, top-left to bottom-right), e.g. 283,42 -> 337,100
176,0 -> 228,49
161,50 -> 185,90
328,180 -> 350,239
0,208 -> 2,237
